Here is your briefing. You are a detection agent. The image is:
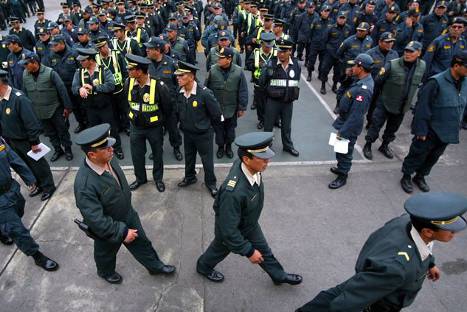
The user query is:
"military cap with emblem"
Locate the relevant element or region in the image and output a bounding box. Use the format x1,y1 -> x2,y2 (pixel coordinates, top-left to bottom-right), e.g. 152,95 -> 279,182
49,34 -> 66,45
347,53 -> 374,70
451,16 -> 467,26
116,0 -> 125,4
259,7 -> 269,12
135,11 -> 145,19
93,35 -> 109,48
18,52 -> 40,65
356,22 -> 370,31
260,32 -> 275,47
388,5 -> 400,13
144,36 -> 166,49
8,17 -> 21,24
216,47 -> 234,58
276,38 -> 294,51
337,11 -> 347,18
321,4 -> 331,11
87,16 -> 99,24
174,61 -> 199,75
60,2 -> 69,8
273,18 -> 286,26
380,32 -> 395,42
75,123 -> 116,151
84,6 -> 93,14
404,40 -> 422,52
4,34 -> 22,45
408,8 -> 420,17
111,23 -> 126,31
217,30 -> 230,40
235,132 -> 275,159
405,192 -> 467,232
47,22 -> 59,30
126,53 -> 151,70
212,2 -> 222,9
97,10 -> 107,16
166,23 -> 179,31
37,27 -> 48,35
436,0 -> 448,8
124,15 -> 136,23
264,13 -> 274,20
367,0 -> 376,5
36,9 -> 45,14
250,2 -> 257,8
76,48 -> 98,61
77,27 -> 89,35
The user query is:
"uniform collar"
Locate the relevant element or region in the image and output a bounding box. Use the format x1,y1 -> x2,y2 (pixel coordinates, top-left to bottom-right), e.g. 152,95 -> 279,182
241,162 -> 261,186
0,86 -> 12,101
86,157 -> 110,176
410,225 -> 433,261
180,80 -> 197,98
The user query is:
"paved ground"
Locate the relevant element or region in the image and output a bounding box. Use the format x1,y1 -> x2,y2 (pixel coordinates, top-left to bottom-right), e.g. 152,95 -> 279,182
1,2 -> 467,312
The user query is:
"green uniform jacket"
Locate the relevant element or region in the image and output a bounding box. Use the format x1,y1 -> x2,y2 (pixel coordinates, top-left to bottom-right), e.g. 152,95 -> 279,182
74,158 -> 135,244
213,159 -> 264,257
328,214 -> 435,311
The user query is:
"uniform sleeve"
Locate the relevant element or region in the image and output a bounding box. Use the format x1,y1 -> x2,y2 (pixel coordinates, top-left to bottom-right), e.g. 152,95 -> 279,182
336,39 -> 348,59
329,259 -> 406,311
71,70 -> 81,95
51,70 -> 72,109
75,183 -> 128,243
95,68 -> 115,93
412,79 -> 438,137
237,71 -> 249,111
217,191 -> 255,256
17,95 -> 42,145
157,81 -> 172,117
7,143 -> 36,186
374,62 -> 391,93
245,51 -> 255,71
338,88 -> 372,139
422,39 -> 438,81
203,87 -> 222,123
118,54 -> 128,80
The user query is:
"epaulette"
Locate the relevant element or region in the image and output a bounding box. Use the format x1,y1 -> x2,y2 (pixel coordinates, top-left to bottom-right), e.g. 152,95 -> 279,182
225,175 -> 238,191
15,91 -> 22,96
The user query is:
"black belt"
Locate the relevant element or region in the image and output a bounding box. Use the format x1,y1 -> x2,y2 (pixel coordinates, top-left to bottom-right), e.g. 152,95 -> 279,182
0,180 -> 12,196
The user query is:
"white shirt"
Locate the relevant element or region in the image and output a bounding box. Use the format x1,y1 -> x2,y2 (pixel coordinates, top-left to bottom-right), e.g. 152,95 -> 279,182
241,163 -> 261,186
179,80 -> 197,99
0,86 -> 12,101
410,225 -> 434,261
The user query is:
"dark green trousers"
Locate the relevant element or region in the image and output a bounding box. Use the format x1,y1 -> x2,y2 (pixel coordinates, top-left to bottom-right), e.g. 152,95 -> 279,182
197,225 -> 286,282
183,129 -> 216,188
130,125 -> 163,183
8,138 -> 55,193
93,210 -> 165,276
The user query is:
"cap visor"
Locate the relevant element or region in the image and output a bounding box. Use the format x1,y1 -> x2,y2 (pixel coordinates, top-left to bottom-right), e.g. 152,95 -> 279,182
76,55 -> 88,61
18,60 -> 28,65
174,69 -> 188,75
404,48 -> 416,52
383,39 -> 396,42
438,216 -> 467,232
252,148 -> 275,159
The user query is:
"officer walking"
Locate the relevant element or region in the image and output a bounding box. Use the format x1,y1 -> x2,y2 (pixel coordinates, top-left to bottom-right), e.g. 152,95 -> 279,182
72,48 -> 124,160
0,69 -> 56,201
125,54 -> 171,193
393,9 -> 424,56
329,54 -> 374,189
260,38 -> 301,157
196,132 -> 303,285
205,47 -> 248,159
74,123 -> 176,284
298,191 -> 467,312
401,52 -> 467,193
8,17 -> 36,52
5,34 -> 31,90
175,61 -> 222,198
0,138 -> 59,271
420,1 -> 449,53
21,52 -> 74,162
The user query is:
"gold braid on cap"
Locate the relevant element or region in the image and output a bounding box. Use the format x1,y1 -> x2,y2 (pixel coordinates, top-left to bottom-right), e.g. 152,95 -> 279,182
90,138 -> 108,148
247,146 -> 269,153
431,216 -> 460,226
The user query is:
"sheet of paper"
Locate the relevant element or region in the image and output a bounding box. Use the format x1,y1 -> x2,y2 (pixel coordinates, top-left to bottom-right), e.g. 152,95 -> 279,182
334,137 -> 349,154
27,143 -> 51,161
328,132 -> 337,146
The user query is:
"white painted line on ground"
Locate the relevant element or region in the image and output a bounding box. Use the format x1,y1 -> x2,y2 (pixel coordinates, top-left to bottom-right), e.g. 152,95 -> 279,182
300,73 -> 369,161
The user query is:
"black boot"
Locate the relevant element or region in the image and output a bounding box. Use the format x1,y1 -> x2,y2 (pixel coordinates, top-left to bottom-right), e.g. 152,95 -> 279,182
413,175 -> 430,192
225,144 -> 234,158
50,149 -> 64,162
400,174 -> 413,193
216,146 -> 224,159
64,147 -> 73,161
32,251 -> 59,271
378,143 -> 394,159
331,82 -> 338,93
306,72 -> 312,81
320,81 -> 326,95
363,142 -> 372,160
328,174 -> 347,189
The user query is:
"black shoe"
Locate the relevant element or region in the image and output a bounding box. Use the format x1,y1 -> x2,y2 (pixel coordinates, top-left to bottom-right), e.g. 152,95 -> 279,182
41,189 -> 55,201
216,146 -> 224,159
363,142 -> 372,160
29,187 -> 42,197
74,124 -> 86,134
306,73 -> 312,81
331,82 -> 338,93
333,105 -> 339,114
98,272 -> 122,284
320,83 -> 326,95
50,149 -> 64,162
0,233 -> 13,245
462,121 -> 467,130
378,144 -> 394,159
413,175 -> 430,192
115,149 -> 124,160
33,252 -> 59,271
129,180 -> 147,191
155,181 -> 166,192
365,121 -> 371,130
225,145 -> 234,159
284,148 -> 299,157
298,56 -> 303,61
251,103 -> 256,110
197,268 -> 224,282
149,265 -> 176,275
149,153 -> 154,160
124,128 -> 131,136
178,177 -> 197,187
400,175 -> 413,193
330,167 -> 342,175
328,175 -> 347,189
174,147 -> 183,161
275,120 -> 282,128
257,121 -> 264,129
64,149 -> 73,161
273,273 -> 303,285
207,186 -> 218,198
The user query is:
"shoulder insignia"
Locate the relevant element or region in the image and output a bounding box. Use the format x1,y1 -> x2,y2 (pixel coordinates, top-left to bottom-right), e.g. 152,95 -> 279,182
397,251 -> 410,262
226,176 -> 238,191
345,91 -> 352,98
15,91 -> 22,96
379,67 -> 385,76
361,85 -> 368,89
356,95 -> 364,102
427,45 -> 435,52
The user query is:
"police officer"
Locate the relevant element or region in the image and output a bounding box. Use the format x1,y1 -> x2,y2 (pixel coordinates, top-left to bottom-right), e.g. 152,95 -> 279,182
111,23 -> 142,58
5,34 -> 31,90
33,9 -> 51,40
197,132 -> 303,285
206,30 -> 242,71
125,15 -> 150,53
180,13 -> 201,64
145,37 -> 184,161
35,27 -> 52,65
73,27 -> 93,49
364,41 -> 425,160
297,192 -> 467,312
205,47 -> 248,159
73,124 -> 176,284
8,17 -> 36,52
166,23 -> 193,63
420,1 -> 449,53
124,54 -> 171,193
423,17 -> 467,79
0,137 -> 59,271
174,61 -> 222,198
294,2 -> 317,62
288,0 -> 307,53
260,38 -> 301,157
401,52 -> 467,193
21,52 -> 74,162
329,54 -> 374,189
246,32 -> 276,129
393,9 -> 424,56
0,70 -> 56,201
94,36 -> 130,136
71,48 -> 124,160
371,5 -> 398,43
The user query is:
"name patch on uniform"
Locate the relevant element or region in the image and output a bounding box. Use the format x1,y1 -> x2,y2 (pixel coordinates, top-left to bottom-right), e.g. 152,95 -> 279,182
143,93 -> 150,102
163,70 -> 172,74
356,95 -> 364,102
192,100 -> 198,107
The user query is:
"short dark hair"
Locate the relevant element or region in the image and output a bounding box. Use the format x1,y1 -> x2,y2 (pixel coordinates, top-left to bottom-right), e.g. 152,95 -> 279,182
237,148 -> 253,162
410,216 -> 439,232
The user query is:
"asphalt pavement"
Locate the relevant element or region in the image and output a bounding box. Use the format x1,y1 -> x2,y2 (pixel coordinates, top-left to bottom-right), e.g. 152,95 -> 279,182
1,2 -> 467,312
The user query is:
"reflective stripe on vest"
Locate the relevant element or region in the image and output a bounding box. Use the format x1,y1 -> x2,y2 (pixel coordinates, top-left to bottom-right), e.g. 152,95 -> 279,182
80,67 -> 103,94
270,79 -> 299,87
96,51 -> 123,85
256,27 -> 264,40
112,37 -> 131,54
128,78 -> 159,116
